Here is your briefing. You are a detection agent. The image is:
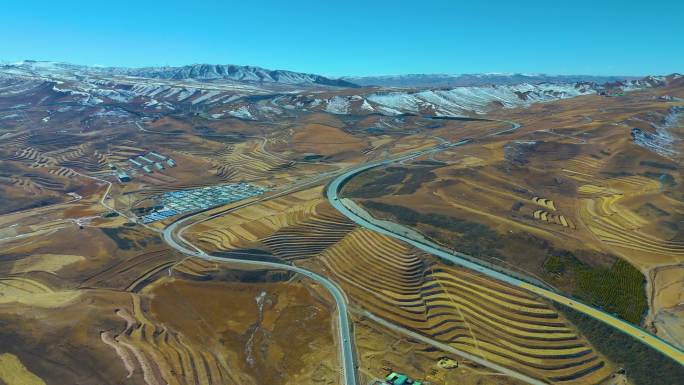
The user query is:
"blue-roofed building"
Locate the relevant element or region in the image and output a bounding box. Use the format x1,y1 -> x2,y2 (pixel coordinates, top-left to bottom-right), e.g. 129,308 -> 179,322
394,374 -> 408,385
138,155 -> 154,164
149,151 -> 167,161
116,171 -> 131,182
383,371 -> 420,385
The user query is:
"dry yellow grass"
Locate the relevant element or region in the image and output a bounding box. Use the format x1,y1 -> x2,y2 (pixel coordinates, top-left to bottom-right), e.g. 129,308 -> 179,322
191,186 -> 330,252
318,228 -> 613,384
0,278 -> 80,307
189,191 -> 614,383
100,277 -> 337,385
292,123 -> 366,156
0,353 -> 47,385
212,140 -> 294,181
10,253 -> 84,274
577,184 -> 622,197
579,194 -> 684,266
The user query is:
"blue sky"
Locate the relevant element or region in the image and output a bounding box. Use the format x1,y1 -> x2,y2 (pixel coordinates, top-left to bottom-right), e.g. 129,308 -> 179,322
1,0 -> 682,76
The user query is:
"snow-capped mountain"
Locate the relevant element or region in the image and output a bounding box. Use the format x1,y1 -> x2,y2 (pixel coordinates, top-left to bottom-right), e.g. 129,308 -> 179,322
108,64 -> 358,87
265,82 -> 597,118
0,60 -> 677,122
342,73 -> 641,88
2,60 -> 356,87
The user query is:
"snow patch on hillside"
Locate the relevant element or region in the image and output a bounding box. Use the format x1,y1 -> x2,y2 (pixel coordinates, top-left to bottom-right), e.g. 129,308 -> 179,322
325,96 -> 350,114
228,106 -> 254,120
366,83 -> 594,116
631,107 -> 683,159
360,99 -> 374,111
191,90 -> 221,105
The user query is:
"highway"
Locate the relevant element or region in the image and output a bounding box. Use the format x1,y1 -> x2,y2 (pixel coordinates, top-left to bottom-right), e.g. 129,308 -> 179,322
154,126 -> 528,385
162,214 -> 358,385
158,117 -> 682,385
325,121 -> 684,366
357,310 -> 547,385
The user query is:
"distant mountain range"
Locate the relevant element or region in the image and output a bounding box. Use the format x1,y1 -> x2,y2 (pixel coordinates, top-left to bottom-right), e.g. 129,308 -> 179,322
340,73 -> 643,88
4,61 -> 654,89
2,61 -> 357,88
111,64 -> 358,87
1,60 -> 679,121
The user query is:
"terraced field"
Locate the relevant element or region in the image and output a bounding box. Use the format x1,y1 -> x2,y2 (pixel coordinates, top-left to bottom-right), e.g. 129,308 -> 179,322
106,145 -> 148,163
79,248 -> 179,291
533,210 -> 575,229
191,187 -> 344,253
318,228 -> 614,384
98,274 -> 338,385
211,141 -> 294,182
561,155 -> 607,183
579,193 -> 684,260
187,191 -> 616,384
101,295 -> 237,385
261,204 -> 355,260
0,277 -> 80,307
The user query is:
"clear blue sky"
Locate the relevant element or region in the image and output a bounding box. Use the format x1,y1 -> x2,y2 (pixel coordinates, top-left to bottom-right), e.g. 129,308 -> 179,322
2,0 -> 682,76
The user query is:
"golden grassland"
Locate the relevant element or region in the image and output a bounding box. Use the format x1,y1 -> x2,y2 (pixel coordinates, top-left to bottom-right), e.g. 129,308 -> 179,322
0,214 -> 338,385
347,86 -> 684,349
0,353 -> 47,385
318,229 -> 614,384
1,81 -> 682,385
351,315 -> 529,385
97,272 -> 338,385
291,123 -> 367,156
187,195 -> 618,384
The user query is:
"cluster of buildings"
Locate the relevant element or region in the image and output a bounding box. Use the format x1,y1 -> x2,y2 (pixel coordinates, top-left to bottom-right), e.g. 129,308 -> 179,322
141,208 -> 179,223
127,151 -> 176,175
112,151 -> 176,183
141,183 -> 265,223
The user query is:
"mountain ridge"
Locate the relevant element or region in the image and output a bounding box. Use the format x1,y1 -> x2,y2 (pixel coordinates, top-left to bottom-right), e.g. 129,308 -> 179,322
341,73 -> 645,88
3,60 -> 358,88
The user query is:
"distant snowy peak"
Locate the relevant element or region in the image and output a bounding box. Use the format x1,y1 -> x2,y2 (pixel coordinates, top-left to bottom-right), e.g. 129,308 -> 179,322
341,73 -> 642,88
1,60 -> 678,121
3,61 -> 357,88
360,82 -> 597,116
110,64 -> 357,87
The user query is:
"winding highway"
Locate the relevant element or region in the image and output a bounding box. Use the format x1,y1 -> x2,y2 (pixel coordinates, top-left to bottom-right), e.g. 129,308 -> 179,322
325,121 -> 684,366
163,214 -> 358,385
159,117 -> 683,385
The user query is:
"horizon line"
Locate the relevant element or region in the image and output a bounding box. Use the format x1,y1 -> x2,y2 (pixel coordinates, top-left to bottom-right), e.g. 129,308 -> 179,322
2,58 -> 676,79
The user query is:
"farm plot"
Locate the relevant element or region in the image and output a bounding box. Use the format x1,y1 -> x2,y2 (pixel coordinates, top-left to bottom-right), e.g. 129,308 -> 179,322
101,277 -> 338,385
101,295 -> 236,385
79,248 -> 179,291
578,193 -> 684,263
211,141 -> 294,182
187,185 -> 624,383
319,228 -> 614,384
190,187 -> 338,254
0,277 -> 80,307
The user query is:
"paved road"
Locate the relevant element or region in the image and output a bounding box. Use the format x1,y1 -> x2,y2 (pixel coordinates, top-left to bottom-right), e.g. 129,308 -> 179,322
358,310 -> 547,385
325,121 -> 684,366
163,215 -> 358,385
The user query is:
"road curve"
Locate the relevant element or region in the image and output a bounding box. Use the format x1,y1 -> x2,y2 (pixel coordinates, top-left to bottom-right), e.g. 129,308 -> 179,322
163,216 -> 358,385
357,310 -> 548,385
325,121 -> 684,366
